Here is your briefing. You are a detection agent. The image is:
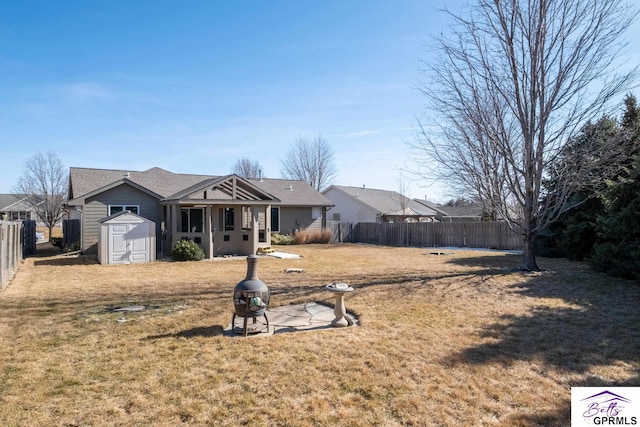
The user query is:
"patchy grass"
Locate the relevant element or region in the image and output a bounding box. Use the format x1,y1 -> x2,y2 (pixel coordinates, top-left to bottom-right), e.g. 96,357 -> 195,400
0,244 -> 638,426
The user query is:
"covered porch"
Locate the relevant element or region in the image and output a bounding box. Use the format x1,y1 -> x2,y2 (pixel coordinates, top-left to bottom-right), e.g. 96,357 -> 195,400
160,175 -> 278,258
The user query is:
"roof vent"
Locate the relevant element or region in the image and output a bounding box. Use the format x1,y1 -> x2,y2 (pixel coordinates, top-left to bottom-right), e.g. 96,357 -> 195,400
124,172 -> 130,178
289,184 -> 293,191
362,184 -> 365,190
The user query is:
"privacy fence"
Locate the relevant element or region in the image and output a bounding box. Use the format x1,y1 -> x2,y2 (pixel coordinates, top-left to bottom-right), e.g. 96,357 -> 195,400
328,221 -> 523,251
0,220 -> 29,290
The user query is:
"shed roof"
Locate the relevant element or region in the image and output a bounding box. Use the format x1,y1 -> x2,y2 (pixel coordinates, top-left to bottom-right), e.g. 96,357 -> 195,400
98,209 -> 155,224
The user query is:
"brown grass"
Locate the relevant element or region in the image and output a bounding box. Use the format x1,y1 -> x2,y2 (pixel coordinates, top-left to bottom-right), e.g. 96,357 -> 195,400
0,244 -> 638,426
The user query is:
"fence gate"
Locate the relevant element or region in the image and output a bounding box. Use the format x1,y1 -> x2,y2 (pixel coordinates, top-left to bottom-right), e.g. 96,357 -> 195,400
22,220 -> 36,256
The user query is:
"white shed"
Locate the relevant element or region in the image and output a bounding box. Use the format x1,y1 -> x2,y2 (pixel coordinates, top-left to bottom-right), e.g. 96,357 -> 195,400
98,211 -> 156,265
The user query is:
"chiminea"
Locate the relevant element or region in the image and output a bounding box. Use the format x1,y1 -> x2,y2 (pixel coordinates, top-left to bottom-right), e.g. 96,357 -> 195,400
232,255 -> 270,336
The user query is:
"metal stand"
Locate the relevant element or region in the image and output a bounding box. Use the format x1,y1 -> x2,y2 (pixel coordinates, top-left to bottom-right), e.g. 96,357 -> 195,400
232,313 -> 269,336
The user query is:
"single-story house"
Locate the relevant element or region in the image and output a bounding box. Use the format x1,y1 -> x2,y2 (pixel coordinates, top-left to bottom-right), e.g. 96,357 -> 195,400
0,194 -> 41,222
413,199 -> 485,222
66,167 -> 334,259
322,185 -> 439,224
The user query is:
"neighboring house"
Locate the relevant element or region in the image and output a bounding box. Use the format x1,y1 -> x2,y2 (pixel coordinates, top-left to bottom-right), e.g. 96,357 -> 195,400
413,199 -> 485,222
66,167 -> 334,259
322,185 -> 439,224
0,194 -> 41,222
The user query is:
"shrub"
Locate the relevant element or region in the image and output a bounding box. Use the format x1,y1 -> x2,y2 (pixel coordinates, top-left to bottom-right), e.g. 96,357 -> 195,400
293,229 -> 332,245
50,237 -> 63,248
271,233 -> 294,245
172,239 -> 205,261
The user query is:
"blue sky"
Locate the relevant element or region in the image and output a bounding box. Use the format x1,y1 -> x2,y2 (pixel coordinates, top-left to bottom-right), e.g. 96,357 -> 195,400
1,1 -> 638,203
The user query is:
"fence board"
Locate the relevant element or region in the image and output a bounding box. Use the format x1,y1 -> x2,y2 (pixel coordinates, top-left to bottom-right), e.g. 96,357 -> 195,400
343,221 -> 522,250
1,221 -> 24,290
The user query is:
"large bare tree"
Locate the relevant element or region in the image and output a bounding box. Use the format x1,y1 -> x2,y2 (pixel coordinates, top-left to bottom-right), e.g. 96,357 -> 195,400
280,134 -> 337,191
410,0 -> 638,270
13,151 -> 68,239
231,158 -> 263,179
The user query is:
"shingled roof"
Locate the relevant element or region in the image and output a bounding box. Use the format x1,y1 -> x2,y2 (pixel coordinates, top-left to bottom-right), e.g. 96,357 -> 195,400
68,167 -> 333,207
324,185 -> 438,216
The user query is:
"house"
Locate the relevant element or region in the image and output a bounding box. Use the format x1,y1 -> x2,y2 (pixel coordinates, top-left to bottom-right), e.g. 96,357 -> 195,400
66,167 -> 333,259
322,185 -> 438,224
0,194 -> 41,222
413,198 -> 485,222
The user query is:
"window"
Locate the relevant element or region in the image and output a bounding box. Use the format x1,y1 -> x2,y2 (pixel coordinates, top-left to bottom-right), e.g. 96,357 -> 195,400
109,205 -> 139,215
180,208 -> 203,232
312,207 -> 322,219
270,207 -> 280,232
241,206 -> 252,230
220,207 -> 235,231
10,211 -> 31,221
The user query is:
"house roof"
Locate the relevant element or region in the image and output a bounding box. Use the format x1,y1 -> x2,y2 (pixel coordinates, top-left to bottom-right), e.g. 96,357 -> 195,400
0,194 -> 43,211
413,198 -> 484,219
249,178 -> 332,206
324,185 -> 438,217
68,167 -> 333,207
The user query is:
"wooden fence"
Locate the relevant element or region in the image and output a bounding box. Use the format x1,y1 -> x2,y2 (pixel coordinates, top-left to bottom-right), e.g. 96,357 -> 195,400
0,221 -> 24,290
328,221 -> 523,250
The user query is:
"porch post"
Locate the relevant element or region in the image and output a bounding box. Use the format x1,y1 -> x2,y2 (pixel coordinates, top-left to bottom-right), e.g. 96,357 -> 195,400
265,204 -> 272,246
205,205 -> 213,259
170,204 -> 178,253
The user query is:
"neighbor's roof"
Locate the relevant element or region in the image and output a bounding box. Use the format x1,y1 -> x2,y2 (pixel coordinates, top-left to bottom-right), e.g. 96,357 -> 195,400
324,185 -> 438,216
413,198 -> 484,219
68,167 -> 333,207
0,194 -> 43,210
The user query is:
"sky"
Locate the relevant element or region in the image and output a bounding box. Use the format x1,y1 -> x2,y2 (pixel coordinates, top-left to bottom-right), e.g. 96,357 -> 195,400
1,1 -> 639,203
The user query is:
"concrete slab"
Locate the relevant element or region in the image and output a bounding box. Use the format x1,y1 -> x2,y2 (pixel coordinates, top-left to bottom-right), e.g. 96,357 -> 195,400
225,302 -> 357,337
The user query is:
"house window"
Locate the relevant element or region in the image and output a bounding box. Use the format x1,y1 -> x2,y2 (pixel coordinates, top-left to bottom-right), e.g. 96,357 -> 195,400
312,207 -> 322,219
109,205 -> 139,215
180,208 -> 203,232
332,213 -> 341,221
10,211 -> 31,221
241,206 -> 252,230
270,207 -> 279,233
220,207 -> 235,231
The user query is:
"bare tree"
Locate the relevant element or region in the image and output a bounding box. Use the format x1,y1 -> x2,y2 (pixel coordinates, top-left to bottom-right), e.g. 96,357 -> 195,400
409,0 -> 638,270
395,173 -> 411,222
231,158 -> 263,179
13,151 -> 68,239
280,134 -> 337,191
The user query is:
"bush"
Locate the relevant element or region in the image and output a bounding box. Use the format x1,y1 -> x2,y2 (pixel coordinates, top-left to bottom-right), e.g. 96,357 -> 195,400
293,229 -> 332,245
50,237 -> 63,248
172,239 -> 205,261
271,233 -> 294,245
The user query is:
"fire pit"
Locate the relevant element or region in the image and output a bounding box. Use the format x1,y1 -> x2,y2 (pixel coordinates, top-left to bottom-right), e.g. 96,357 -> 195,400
232,255 -> 270,336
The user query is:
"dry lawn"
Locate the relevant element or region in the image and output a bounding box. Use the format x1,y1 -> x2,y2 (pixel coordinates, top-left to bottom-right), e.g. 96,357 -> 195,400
0,243 -> 638,426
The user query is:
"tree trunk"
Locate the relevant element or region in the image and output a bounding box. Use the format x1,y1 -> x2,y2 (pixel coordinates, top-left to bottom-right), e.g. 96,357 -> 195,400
522,227 -> 539,271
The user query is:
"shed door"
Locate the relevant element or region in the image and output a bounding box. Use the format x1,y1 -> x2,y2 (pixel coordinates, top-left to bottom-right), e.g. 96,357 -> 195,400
110,223 -> 149,264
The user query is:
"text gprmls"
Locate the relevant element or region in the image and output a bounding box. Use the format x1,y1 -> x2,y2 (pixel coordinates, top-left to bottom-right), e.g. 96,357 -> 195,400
583,402 -> 637,425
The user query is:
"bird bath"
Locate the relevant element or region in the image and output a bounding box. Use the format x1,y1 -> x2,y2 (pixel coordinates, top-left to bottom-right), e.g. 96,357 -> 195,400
325,282 -> 354,327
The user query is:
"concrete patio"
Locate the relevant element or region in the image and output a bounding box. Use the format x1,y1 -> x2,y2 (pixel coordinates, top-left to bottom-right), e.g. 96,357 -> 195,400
225,302 -> 358,337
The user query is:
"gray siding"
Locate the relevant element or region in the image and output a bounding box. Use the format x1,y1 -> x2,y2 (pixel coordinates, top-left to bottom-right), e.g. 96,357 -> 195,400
323,188 -> 379,223
279,207 -> 322,234
84,185 -> 161,254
